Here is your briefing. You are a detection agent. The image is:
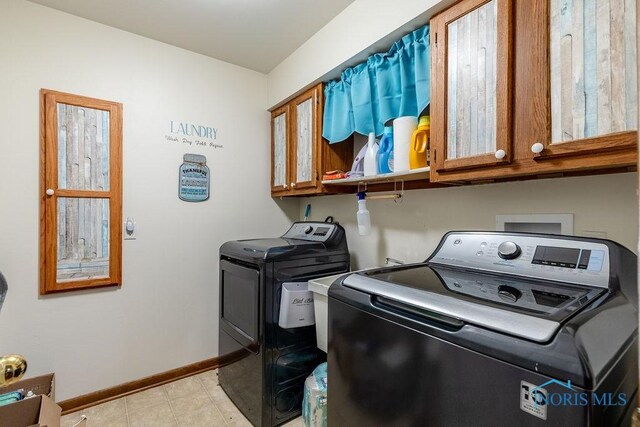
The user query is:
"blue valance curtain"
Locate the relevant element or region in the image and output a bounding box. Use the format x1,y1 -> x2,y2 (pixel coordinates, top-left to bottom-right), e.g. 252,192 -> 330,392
323,25 -> 430,143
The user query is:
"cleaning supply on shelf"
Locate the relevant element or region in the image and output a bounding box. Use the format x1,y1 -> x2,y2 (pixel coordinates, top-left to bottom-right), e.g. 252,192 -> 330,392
356,192 -> 371,236
393,116 -> 418,172
377,126 -> 394,174
410,116 -> 430,169
322,170 -> 348,180
363,132 -> 379,177
349,144 -> 367,178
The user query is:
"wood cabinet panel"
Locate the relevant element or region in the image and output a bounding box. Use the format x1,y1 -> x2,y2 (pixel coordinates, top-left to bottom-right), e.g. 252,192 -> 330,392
290,88 -> 318,191
431,0 -> 513,179
429,0 -> 637,184
550,0 -> 637,143
270,104 -> 290,195
270,83 -> 353,197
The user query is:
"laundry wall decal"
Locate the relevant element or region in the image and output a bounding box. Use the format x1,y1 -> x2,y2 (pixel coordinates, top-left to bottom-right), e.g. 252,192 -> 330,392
165,120 -> 224,149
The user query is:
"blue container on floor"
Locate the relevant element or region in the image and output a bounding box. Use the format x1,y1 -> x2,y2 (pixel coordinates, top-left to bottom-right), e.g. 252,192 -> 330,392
302,362 -> 328,427
377,126 -> 394,174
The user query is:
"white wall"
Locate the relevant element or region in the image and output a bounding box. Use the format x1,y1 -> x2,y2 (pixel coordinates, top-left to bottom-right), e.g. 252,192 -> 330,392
300,174 -> 639,269
0,0 -> 297,401
266,0 -> 455,108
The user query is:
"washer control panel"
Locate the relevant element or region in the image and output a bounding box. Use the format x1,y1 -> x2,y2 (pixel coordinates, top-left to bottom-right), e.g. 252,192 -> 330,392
429,233 -> 610,288
282,222 -> 337,242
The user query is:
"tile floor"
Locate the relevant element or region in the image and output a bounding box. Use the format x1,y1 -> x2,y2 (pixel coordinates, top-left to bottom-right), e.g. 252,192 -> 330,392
61,370 -> 303,427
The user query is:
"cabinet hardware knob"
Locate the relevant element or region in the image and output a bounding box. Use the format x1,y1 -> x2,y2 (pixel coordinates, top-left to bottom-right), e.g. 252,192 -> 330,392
495,149 -> 506,160
283,184 -> 289,189
291,183 -> 297,188
45,189 -> 55,196
531,142 -> 544,154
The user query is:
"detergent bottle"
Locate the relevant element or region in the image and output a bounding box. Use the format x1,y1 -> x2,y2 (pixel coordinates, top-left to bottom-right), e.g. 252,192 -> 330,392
363,132 -> 379,177
409,116 -> 430,169
376,126 -> 394,174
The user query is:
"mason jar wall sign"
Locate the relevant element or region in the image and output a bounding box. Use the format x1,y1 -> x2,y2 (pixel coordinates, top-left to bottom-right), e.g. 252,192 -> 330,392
179,153 -> 210,202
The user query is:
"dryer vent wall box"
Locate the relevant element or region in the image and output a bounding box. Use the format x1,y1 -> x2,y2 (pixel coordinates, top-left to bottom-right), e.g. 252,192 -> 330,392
496,214 -> 574,235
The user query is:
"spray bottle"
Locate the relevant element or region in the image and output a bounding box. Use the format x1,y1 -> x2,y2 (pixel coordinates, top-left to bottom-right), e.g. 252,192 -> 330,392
356,192 -> 371,236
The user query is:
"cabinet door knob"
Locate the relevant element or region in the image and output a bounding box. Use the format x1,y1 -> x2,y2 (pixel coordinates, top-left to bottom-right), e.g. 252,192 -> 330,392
291,182 -> 297,188
495,149 -> 506,160
45,189 -> 55,196
283,184 -> 289,189
531,142 -> 544,154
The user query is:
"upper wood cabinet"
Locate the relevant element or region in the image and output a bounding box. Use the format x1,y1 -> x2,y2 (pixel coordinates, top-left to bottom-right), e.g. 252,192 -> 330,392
429,0 -> 637,183
430,0 -> 513,180
290,88 -> 320,192
270,83 -> 353,197
533,0 -> 638,161
271,103 -> 290,195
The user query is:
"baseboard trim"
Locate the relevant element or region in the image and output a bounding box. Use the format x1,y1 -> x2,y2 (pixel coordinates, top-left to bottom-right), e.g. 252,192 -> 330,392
58,353 -> 240,415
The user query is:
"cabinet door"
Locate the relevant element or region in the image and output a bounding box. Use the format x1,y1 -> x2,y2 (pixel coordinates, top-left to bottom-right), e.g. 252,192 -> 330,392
533,0 -> 637,160
431,0 -> 513,180
271,104 -> 290,194
290,86 -> 320,191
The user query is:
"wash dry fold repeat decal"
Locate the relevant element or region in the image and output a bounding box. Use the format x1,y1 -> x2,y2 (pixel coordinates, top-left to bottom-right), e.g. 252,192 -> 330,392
165,120 -> 223,149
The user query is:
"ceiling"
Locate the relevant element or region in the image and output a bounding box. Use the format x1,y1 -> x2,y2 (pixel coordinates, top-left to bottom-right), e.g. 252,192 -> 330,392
29,0 -> 356,73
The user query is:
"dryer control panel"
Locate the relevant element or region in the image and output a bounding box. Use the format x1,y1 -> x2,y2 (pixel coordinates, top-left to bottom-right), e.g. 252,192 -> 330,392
282,222 -> 338,242
429,232 -> 611,289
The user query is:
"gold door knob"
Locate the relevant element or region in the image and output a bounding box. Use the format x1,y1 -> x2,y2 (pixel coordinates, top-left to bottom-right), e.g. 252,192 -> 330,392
1,354 -> 27,387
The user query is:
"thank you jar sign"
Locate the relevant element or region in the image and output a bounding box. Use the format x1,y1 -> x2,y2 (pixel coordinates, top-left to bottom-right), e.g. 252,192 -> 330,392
179,153 -> 210,202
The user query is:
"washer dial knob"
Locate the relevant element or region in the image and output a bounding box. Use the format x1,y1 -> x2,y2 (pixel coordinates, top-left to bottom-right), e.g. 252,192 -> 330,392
498,241 -> 521,260
498,285 -> 522,303
304,225 -> 314,235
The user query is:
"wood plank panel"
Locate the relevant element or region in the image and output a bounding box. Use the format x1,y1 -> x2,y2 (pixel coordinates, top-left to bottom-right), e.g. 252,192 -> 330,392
477,5 -> 488,154
596,0 -> 613,134
624,0 -> 638,128
551,0 -> 637,143
447,19 -> 458,159
485,0 -> 497,153
571,0 -> 585,139
446,0 -> 498,160
583,0 -> 598,137
610,0 -> 626,131
560,0 -> 574,140
469,8 -> 479,156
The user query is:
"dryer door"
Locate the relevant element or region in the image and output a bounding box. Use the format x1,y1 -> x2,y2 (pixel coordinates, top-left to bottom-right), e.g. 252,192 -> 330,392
220,259 -> 260,352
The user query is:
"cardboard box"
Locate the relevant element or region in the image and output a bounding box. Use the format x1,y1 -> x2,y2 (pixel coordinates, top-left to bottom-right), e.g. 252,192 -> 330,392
0,374 -> 61,427
0,395 -> 61,427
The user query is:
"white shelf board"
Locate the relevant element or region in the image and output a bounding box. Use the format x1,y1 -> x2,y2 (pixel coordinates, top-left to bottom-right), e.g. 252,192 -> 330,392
321,167 -> 430,186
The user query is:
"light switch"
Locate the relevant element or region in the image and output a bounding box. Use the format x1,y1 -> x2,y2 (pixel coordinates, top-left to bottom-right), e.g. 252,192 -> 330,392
124,217 -> 136,240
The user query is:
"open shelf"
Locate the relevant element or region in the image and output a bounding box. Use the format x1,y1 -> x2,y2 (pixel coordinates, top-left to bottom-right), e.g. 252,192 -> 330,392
321,167 -> 430,186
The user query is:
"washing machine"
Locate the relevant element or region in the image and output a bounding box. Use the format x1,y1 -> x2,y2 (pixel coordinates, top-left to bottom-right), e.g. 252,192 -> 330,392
329,231 -> 637,426
219,221 -> 349,426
